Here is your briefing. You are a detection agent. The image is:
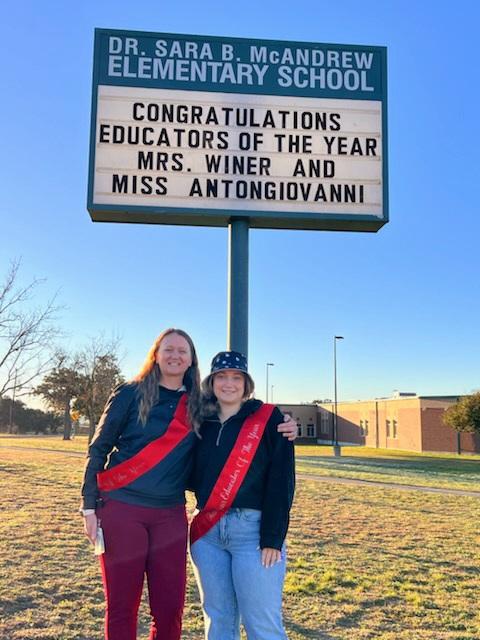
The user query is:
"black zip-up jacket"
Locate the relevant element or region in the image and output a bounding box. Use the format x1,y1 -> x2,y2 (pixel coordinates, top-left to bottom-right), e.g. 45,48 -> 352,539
191,399 -> 295,550
81,382 -> 197,510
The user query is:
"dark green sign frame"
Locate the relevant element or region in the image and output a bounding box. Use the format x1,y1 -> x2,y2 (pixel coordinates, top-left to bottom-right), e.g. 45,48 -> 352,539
88,29 -> 388,232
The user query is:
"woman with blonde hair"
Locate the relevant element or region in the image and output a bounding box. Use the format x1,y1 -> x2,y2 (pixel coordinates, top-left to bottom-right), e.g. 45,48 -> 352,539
80,329 -> 296,640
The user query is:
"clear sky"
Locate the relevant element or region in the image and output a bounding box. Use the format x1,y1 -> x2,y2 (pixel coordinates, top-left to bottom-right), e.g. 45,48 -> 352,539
1,0 -> 479,404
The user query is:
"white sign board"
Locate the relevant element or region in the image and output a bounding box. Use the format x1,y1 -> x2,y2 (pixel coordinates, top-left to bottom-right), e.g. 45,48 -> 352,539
88,30 -> 388,231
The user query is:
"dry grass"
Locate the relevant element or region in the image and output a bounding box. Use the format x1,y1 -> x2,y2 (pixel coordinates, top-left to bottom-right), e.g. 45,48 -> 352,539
0,434 -> 88,453
0,445 -> 479,639
295,445 -> 480,492
2,437 -> 479,492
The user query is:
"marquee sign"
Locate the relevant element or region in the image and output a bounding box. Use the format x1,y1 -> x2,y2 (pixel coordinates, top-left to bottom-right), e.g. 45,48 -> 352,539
88,29 -> 388,231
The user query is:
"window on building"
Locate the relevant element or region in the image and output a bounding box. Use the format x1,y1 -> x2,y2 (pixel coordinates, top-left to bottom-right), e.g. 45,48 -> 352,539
307,423 -> 315,437
297,423 -> 302,437
360,419 -> 369,436
320,413 -> 329,434
386,419 -> 391,437
392,419 -> 398,438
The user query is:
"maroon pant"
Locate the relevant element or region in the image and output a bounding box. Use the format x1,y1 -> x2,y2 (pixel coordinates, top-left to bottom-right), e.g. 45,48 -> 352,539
99,498 -> 188,640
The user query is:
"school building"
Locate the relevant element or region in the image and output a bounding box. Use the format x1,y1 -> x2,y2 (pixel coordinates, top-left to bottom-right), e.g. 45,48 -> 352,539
280,393 -> 480,454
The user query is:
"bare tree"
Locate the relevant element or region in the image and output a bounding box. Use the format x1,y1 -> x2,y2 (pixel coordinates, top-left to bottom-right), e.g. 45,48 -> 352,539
0,259 -> 62,399
74,335 -> 124,441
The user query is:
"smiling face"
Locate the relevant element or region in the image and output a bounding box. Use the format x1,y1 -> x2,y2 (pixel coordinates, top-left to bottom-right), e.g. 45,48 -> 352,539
212,369 -> 246,409
155,332 -> 192,384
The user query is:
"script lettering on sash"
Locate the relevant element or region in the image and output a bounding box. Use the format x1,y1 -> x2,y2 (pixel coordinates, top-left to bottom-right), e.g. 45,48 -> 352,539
247,423 -> 261,440
220,469 -> 241,501
190,404 -> 275,544
241,442 -> 253,454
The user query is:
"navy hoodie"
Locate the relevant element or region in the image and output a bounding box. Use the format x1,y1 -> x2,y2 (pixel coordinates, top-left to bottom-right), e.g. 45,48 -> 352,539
81,382 -> 197,510
192,399 -> 295,550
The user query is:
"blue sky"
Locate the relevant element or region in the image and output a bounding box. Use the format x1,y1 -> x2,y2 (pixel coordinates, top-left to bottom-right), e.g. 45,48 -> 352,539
1,1 -> 479,404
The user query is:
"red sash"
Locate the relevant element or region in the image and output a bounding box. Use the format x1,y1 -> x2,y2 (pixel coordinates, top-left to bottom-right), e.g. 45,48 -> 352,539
97,393 -> 190,492
190,403 -> 275,545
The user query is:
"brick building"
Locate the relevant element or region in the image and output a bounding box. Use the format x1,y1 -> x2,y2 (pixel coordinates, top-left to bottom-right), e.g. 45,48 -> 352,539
279,404 -> 319,444
279,394 -> 480,454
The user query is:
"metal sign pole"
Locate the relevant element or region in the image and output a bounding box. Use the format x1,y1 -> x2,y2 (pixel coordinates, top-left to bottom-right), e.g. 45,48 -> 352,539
227,218 -> 249,358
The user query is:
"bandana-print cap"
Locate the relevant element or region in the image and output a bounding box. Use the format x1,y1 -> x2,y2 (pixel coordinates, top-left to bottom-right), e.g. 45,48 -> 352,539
210,351 -> 248,375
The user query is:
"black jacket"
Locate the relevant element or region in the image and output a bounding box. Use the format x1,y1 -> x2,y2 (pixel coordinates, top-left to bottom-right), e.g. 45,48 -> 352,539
192,399 -> 295,550
81,383 -> 197,509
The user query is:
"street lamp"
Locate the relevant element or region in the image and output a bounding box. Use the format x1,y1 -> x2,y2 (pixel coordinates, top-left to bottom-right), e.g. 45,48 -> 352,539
333,336 -> 344,456
271,385 -> 274,403
8,369 -> 18,434
266,362 -> 274,402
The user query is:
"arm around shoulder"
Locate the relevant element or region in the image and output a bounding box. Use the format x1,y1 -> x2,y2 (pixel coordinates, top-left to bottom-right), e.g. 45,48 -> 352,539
259,407 -> 295,550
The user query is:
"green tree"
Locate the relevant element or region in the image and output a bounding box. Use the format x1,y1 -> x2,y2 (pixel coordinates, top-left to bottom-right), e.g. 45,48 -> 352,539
34,364 -> 84,440
34,336 -> 124,441
0,397 -> 24,432
443,392 -> 480,434
0,397 -> 60,434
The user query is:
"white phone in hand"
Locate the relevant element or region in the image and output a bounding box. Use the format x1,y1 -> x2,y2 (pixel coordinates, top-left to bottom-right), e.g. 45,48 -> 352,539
94,525 -> 105,555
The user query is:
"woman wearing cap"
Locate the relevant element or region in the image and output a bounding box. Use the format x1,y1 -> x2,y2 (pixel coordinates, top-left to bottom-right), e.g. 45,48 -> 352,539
80,331 -> 296,640
190,351 -> 295,640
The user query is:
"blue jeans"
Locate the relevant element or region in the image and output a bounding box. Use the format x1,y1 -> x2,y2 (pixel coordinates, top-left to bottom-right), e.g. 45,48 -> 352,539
190,508 -> 288,640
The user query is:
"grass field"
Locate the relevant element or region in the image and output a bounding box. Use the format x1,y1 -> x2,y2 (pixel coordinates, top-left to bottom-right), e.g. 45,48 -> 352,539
0,439 -> 479,639
2,435 -> 479,492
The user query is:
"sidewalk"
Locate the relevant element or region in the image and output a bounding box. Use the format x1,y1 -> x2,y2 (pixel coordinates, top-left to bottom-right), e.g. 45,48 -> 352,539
297,472 -> 480,497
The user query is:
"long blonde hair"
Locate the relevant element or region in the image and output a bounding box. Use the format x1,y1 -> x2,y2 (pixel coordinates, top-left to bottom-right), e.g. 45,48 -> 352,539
133,328 -> 201,430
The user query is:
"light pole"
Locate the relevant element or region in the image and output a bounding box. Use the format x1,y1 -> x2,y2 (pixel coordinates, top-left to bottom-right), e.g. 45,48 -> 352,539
266,363 -> 274,402
271,385 -> 274,403
333,336 -> 344,456
8,369 -> 18,434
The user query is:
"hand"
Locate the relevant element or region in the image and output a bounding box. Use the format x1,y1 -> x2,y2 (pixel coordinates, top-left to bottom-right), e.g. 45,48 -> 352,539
277,414 -> 297,441
84,512 -> 98,545
261,547 -> 282,568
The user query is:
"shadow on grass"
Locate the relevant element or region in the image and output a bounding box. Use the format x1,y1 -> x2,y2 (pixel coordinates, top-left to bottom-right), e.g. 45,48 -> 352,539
333,595 -> 402,630
0,593 -> 36,616
0,462 -> 31,474
377,548 -> 480,575
286,618 -> 337,639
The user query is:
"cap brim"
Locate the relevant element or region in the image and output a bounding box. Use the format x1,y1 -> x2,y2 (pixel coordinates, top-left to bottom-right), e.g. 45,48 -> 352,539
204,369 -> 254,390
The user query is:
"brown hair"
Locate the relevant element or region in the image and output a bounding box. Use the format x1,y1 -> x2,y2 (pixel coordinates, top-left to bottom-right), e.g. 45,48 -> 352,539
200,372 -> 255,420
133,328 -> 201,430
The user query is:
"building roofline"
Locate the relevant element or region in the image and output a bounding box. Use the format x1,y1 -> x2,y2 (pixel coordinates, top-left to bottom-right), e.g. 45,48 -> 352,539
278,403 -> 318,407
417,395 -> 462,401
316,394 -> 463,406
